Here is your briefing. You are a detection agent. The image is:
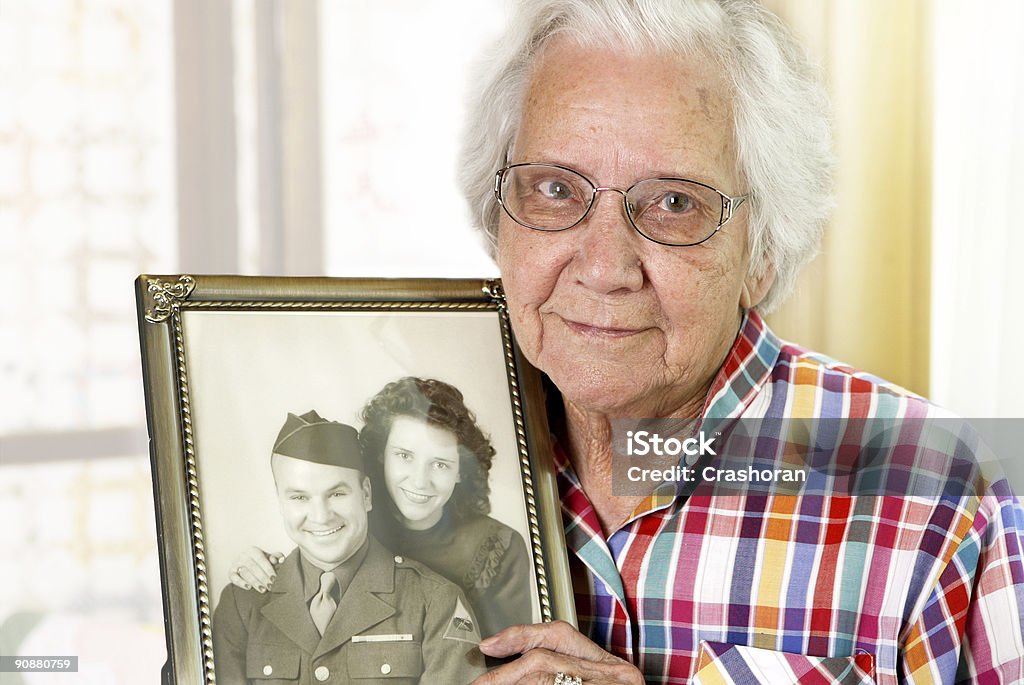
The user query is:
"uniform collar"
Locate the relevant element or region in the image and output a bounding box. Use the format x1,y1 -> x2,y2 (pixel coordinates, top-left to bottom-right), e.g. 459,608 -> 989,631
299,538 -> 370,602
261,537 -> 398,657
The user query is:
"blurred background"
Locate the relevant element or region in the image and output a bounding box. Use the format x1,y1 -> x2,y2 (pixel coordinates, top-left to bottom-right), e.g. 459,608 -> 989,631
0,0 -> 1021,682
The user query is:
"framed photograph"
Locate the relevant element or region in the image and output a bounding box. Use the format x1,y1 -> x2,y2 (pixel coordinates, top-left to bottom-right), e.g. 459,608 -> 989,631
135,275 -> 575,685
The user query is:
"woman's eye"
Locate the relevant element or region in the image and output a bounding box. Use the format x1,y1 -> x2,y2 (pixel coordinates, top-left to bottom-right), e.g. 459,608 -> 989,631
659,192 -> 694,213
432,461 -> 451,471
537,180 -> 573,200
393,450 -> 413,462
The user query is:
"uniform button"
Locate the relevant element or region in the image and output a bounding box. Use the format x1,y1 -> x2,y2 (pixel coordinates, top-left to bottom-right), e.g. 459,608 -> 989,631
380,663 -> 392,675
394,555 -> 403,563
262,665 -> 273,676
314,665 -> 330,681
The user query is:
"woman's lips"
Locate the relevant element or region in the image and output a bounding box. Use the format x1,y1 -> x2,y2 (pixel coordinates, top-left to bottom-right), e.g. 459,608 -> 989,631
400,488 -> 434,505
563,318 -> 647,338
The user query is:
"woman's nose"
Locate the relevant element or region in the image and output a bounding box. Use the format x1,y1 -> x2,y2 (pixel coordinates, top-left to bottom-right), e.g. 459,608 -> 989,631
411,462 -> 430,489
571,190 -> 645,294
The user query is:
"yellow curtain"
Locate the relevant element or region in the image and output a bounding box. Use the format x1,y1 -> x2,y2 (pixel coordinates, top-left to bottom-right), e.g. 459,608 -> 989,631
761,0 -> 933,396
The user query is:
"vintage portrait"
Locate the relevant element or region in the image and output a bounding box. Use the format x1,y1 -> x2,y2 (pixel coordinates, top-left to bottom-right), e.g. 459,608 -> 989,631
136,275 -> 573,684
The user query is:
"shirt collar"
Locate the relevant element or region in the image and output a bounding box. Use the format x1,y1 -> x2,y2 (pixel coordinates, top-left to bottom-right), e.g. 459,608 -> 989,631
700,309 -> 782,423
299,538 -> 370,601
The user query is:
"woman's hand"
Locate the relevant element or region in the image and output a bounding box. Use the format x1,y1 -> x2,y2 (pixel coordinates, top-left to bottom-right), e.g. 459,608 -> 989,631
227,546 -> 284,593
472,621 -> 644,685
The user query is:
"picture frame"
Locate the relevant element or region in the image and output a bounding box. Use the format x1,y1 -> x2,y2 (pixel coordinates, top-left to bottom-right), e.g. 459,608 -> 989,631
135,275 -> 575,685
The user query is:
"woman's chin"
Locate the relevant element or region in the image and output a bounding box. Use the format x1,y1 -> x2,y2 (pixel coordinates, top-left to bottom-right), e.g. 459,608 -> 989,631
550,366 -> 700,421
553,368 -> 654,417
394,504 -> 443,531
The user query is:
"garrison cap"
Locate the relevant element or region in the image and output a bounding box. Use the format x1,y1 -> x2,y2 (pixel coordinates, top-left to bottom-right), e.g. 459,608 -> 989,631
272,410 -> 364,471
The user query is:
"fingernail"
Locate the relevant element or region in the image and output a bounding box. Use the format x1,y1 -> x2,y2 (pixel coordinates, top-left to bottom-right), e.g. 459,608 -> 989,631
258,585 -> 267,593
241,583 -> 250,590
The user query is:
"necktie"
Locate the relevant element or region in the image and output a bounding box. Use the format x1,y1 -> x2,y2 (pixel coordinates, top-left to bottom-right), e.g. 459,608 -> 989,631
310,571 -> 338,636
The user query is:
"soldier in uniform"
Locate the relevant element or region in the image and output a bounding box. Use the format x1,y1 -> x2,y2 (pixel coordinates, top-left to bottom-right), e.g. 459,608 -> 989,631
212,410 -> 486,684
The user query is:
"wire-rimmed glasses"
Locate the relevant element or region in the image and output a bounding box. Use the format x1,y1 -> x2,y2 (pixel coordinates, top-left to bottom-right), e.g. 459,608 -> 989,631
494,162 -> 749,247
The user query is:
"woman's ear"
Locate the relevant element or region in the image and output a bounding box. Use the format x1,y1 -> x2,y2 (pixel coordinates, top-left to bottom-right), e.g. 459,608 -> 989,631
740,262 -> 776,309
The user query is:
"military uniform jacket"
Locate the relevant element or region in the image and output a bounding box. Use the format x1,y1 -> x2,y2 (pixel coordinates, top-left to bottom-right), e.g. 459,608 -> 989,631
212,536 -> 485,684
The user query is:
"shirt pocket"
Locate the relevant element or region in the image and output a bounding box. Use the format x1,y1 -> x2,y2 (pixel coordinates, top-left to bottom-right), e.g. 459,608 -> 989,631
692,640 -> 876,685
244,641 -> 300,681
347,641 -> 423,680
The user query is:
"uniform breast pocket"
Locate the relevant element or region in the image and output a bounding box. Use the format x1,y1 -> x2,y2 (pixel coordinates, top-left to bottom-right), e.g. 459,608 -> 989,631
347,641 -> 423,681
692,640 -> 876,685
244,642 -> 300,682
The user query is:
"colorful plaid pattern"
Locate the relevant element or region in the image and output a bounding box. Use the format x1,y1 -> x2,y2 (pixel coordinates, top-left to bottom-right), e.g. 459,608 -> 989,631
691,641 -> 875,685
557,310 -> 1024,684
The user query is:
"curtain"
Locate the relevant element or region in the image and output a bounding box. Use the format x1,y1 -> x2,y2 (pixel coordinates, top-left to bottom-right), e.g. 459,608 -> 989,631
928,0 -> 1024,417
762,0 -> 933,397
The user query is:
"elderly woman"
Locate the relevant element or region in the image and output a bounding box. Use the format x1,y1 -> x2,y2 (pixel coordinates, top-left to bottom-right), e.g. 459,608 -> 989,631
457,1 -> 1024,685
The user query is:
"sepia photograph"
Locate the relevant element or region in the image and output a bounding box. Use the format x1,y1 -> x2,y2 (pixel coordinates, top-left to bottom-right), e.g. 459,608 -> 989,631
135,275 -> 573,684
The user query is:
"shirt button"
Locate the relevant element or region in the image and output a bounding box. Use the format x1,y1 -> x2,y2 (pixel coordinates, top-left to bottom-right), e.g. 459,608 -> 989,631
380,663 -> 392,675
314,665 -> 330,681
262,665 -> 273,676
394,555 -> 403,563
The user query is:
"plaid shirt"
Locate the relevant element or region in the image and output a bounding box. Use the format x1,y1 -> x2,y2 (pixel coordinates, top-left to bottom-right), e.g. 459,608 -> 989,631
556,310 -> 1024,684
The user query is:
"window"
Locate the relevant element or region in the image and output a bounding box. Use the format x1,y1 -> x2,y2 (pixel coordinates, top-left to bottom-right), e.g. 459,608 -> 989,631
2,1 -> 509,680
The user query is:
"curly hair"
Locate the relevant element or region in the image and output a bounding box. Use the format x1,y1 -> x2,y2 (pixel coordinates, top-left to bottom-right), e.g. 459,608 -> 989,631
359,377 -> 495,522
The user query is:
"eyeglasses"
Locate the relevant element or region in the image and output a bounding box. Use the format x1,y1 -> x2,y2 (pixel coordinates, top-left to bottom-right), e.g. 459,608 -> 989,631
494,163 -> 749,247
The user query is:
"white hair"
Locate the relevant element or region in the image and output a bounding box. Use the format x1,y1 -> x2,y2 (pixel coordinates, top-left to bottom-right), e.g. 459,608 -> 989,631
458,0 -> 833,312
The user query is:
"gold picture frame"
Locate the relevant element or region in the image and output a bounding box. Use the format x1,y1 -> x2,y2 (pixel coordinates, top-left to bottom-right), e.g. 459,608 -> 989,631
136,275 -> 575,685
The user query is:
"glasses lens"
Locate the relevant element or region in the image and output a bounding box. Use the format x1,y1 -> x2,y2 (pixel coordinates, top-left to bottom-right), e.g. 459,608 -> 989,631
499,165 -> 593,231
627,179 -> 724,246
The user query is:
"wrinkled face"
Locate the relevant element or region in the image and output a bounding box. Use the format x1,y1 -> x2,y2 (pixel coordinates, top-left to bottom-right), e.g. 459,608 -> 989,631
497,40 -> 771,418
383,415 -> 461,531
272,455 -> 371,571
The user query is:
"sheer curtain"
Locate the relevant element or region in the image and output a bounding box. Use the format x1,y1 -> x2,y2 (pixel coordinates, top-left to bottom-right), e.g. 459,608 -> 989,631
930,0 -> 1024,417
762,0 -> 933,396
762,1 -> 1024,418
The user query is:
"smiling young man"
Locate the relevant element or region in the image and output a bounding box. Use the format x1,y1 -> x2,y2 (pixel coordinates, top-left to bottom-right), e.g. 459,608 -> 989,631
211,410 -> 485,684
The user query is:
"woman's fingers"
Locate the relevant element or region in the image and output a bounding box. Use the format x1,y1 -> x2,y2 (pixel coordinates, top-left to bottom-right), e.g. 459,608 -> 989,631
474,622 -> 644,685
472,647 -> 643,685
228,566 -> 259,592
228,546 -> 281,591
480,621 -> 617,662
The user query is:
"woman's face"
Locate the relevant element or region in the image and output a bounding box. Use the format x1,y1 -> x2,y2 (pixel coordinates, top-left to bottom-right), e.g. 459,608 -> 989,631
497,40 -> 773,418
382,415 -> 461,530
